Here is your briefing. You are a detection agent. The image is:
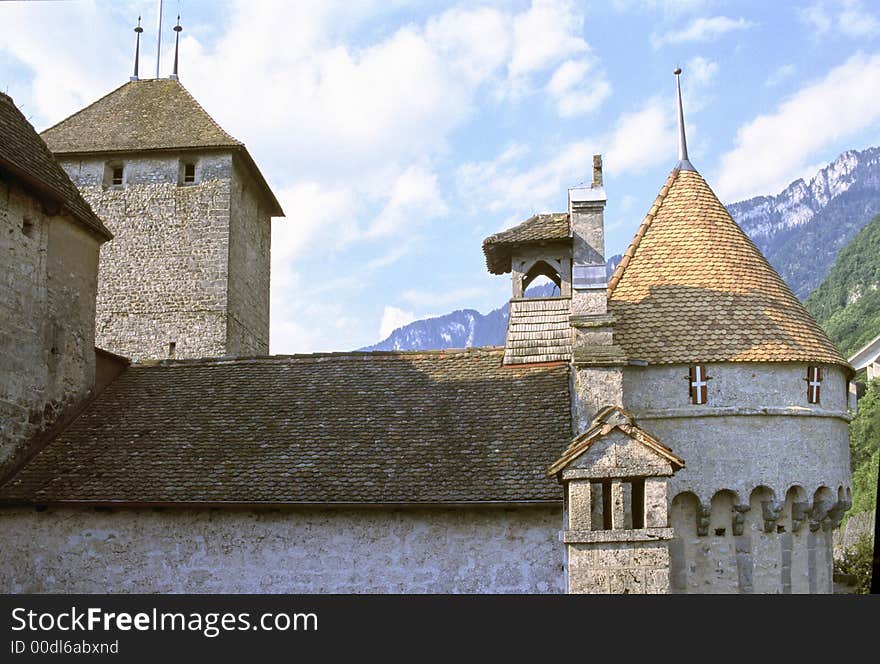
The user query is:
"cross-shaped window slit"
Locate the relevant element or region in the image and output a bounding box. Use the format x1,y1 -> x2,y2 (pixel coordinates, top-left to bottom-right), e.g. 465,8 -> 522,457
806,366 -> 822,404
688,365 -> 709,404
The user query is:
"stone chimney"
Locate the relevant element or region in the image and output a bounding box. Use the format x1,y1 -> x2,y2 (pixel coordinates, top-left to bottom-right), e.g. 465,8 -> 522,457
568,155 -> 626,431
569,155 -> 607,317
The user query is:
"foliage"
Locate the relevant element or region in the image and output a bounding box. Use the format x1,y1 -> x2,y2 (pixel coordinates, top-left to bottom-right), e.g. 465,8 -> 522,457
834,533 -> 875,594
848,379 -> 880,516
805,213 -> 880,356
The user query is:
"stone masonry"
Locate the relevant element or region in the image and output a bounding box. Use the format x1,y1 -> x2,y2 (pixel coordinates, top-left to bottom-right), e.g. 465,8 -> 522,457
0,177 -> 102,470
57,152 -> 271,360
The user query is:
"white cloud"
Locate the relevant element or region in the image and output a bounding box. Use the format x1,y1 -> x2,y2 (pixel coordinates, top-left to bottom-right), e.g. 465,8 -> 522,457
604,98 -> 679,175
765,63 -> 797,87
366,166 -> 448,238
379,306 -> 416,339
652,15 -> 753,48
399,286 -> 495,310
799,1 -> 880,38
686,56 -> 718,88
612,0 -> 711,13
839,0 -> 880,37
456,95 -> 681,220
547,58 -> 612,117
715,52 -> 880,202
509,0 -> 588,79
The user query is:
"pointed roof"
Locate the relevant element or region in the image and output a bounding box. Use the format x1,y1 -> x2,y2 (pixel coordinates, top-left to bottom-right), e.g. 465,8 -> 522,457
482,213 -> 570,274
607,168 -> 850,369
40,79 -> 283,216
547,406 -> 684,477
0,92 -> 111,240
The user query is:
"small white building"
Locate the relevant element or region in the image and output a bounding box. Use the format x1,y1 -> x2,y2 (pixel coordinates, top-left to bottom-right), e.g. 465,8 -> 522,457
849,332 -> 880,380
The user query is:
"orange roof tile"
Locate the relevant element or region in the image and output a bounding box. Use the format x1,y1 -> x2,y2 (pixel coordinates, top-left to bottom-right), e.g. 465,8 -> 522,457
607,168 -> 850,370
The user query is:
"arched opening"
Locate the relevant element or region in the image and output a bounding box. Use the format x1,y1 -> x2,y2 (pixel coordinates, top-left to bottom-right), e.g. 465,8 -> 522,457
669,491 -> 702,594
522,260 -> 561,297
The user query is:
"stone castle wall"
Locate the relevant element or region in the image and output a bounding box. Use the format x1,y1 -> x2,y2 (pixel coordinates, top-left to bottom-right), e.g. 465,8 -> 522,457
58,152 -> 270,361
0,177 -> 100,469
623,362 -> 852,593
226,158 -> 270,355
0,506 -> 563,593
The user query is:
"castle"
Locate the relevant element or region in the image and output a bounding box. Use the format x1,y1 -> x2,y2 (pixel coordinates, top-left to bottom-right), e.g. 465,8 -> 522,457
0,56 -> 854,593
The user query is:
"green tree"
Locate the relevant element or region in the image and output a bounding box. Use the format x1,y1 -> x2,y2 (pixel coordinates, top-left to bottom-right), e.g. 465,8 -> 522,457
849,378 -> 880,515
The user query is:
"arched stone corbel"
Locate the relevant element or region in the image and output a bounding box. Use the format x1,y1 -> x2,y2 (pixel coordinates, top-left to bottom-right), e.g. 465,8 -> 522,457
733,504 -> 750,536
791,502 -> 810,532
696,503 -> 711,536
824,500 -> 851,531
761,500 -> 784,533
809,499 -> 834,532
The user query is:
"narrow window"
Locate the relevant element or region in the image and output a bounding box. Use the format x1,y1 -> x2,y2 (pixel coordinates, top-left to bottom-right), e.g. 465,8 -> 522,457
22,218 -> 34,238
601,479 -> 613,530
630,479 -> 645,529
688,365 -> 709,404
111,166 -> 124,186
806,366 -> 822,404
168,342 -> 176,358
183,162 -> 196,184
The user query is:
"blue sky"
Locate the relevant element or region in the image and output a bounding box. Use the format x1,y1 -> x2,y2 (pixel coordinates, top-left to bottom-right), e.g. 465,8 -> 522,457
3,0 -> 880,352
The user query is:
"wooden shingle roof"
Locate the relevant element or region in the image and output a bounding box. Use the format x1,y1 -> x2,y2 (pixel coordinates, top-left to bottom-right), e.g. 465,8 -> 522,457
40,79 -> 283,216
482,213 -> 570,274
0,92 -> 111,240
0,349 -> 571,506
607,168 -> 849,369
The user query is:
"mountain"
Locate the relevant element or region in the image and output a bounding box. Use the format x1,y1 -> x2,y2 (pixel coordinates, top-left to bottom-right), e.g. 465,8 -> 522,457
804,212 -> 880,358
728,147 -> 880,299
362,261 -> 620,352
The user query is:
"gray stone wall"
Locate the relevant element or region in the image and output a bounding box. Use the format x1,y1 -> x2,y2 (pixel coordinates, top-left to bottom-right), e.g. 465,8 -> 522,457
58,152 -> 270,361
622,363 -> 851,502
568,542 -> 669,593
622,362 -> 851,593
0,177 -> 100,469
227,159 -> 270,355
0,506 -> 564,593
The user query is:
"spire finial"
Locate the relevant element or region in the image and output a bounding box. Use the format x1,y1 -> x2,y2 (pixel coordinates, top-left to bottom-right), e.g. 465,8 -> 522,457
170,15 -> 182,81
674,67 -> 696,172
131,16 -> 143,82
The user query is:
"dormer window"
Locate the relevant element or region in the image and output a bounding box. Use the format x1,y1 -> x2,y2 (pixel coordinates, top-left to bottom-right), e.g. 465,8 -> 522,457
688,365 -> 709,404
806,366 -> 822,404
179,160 -> 197,185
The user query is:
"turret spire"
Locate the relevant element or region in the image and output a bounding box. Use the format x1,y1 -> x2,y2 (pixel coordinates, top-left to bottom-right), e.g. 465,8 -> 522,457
674,67 -> 695,172
131,17 -> 144,82
170,15 -> 182,81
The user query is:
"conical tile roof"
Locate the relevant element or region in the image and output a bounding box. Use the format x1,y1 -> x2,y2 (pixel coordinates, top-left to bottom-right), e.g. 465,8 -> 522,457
607,167 -> 849,369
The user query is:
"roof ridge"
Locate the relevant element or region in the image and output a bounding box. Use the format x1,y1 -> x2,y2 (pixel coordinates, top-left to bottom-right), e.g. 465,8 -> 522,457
130,346 -> 516,368
607,168 -> 679,295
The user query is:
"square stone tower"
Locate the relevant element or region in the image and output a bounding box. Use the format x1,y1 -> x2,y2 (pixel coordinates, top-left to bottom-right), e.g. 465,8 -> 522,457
40,79 -> 284,361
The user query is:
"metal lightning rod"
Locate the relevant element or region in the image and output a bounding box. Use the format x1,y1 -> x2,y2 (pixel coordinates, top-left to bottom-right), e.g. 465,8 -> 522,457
155,0 -> 164,79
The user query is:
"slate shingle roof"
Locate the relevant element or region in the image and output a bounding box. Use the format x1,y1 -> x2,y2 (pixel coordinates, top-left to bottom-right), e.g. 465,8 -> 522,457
40,79 -> 283,216
607,168 -> 849,369
0,92 -> 111,240
482,213 -> 570,274
0,349 -> 570,505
